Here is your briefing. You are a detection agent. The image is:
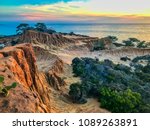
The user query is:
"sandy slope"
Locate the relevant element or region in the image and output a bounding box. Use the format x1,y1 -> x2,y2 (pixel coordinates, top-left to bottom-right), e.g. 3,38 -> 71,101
33,34 -> 150,113
49,64 -> 109,113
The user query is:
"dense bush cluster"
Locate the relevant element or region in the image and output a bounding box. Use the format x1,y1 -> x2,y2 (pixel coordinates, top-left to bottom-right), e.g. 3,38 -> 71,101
99,88 -> 142,113
127,38 -> 149,48
69,56 -> 150,112
69,83 -> 87,104
92,36 -> 149,51
121,37 -> 149,48
132,55 -> 150,63
92,39 -> 105,51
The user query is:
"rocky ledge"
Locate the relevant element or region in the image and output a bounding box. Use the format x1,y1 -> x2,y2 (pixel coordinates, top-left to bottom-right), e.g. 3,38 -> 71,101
0,43 -> 62,112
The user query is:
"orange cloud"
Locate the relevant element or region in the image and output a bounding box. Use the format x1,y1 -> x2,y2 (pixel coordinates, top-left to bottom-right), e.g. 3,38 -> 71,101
0,0 -> 150,22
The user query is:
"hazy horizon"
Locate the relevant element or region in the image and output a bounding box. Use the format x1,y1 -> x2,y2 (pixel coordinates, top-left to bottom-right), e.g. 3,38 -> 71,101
0,22 -> 150,43
1,0 -> 150,40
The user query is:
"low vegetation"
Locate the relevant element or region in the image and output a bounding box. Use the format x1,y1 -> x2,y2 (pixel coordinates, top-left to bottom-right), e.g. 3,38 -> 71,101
120,56 -> 131,61
0,44 -> 5,49
122,37 -> 149,48
16,23 -> 56,35
16,23 -> 30,34
132,55 -> 150,63
92,39 -> 105,51
99,88 -> 142,113
92,36 -> 149,51
69,56 -> 150,112
0,23 -> 57,46
0,76 -> 17,97
92,36 -> 118,51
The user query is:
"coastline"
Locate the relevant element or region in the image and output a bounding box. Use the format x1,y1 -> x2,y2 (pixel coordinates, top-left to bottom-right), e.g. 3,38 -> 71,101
0,24 -> 150,113
1,22 -> 150,42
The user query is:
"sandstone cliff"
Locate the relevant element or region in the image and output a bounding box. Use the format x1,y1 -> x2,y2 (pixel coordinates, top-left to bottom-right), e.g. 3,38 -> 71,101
0,43 -> 54,112
105,48 -> 150,56
34,46 -> 66,90
20,30 -> 75,47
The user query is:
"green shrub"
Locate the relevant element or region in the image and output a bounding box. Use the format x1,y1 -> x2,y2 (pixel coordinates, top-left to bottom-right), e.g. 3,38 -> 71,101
129,38 -> 140,42
107,36 -> 118,42
0,76 -> 17,96
139,104 -> 150,112
142,64 -> 150,73
69,83 -> 87,104
99,87 -> 142,113
72,58 -> 85,76
16,23 -> 30,34
0,76 -> 4,83
69,57 -> 150,112
132,55 -> 150,63
123,40 -> 134,46
93,40 -> 105,51
137,41 -> 148,48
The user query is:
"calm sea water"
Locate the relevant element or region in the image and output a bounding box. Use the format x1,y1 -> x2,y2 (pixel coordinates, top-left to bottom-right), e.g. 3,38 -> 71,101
0,22 -> 150,42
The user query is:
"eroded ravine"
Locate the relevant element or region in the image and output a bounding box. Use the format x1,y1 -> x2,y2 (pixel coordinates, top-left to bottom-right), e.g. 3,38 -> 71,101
0,30 -> 150,113
31,31 -> 150,113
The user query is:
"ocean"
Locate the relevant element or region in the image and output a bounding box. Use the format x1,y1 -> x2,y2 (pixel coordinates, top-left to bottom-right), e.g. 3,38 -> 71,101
0,22 -> 150,42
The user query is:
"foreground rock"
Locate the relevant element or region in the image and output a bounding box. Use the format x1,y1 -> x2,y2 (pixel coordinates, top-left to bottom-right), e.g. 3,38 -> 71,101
0,43 -> 53,112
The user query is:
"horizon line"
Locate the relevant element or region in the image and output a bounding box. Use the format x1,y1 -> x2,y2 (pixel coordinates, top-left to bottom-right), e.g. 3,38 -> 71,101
0,21 -> 150,24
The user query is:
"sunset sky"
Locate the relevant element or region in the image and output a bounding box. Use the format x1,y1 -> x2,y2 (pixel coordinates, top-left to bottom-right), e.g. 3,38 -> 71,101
0,0 -> 150,23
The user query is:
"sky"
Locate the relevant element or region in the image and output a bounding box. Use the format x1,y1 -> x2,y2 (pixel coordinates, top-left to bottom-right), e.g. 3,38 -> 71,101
0,0 -> 150,23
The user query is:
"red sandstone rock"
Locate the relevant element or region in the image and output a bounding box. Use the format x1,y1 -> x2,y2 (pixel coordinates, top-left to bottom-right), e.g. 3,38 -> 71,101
0,43 -> 52,112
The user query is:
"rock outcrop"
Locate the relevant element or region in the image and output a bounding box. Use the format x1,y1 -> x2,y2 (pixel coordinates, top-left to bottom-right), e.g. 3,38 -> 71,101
20,30 -> 75,47
34,46 -> 66,90
0,43 -> 54,112
105,48 -> 150,57
71,37 -> 98,44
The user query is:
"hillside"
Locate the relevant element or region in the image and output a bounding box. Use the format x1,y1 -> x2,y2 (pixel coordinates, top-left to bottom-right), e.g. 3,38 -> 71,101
0,43 -> 52,112
0,30 -> 150,113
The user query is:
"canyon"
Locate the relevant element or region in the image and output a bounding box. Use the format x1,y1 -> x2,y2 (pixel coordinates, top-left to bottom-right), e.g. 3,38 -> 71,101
0,30 -> 150,112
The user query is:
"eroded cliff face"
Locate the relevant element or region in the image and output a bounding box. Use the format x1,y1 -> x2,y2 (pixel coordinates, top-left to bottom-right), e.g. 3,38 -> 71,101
105,48 -> 150,56
20,30 -> 75,47
0,43 -> 54,112
34,46 -> 66,90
